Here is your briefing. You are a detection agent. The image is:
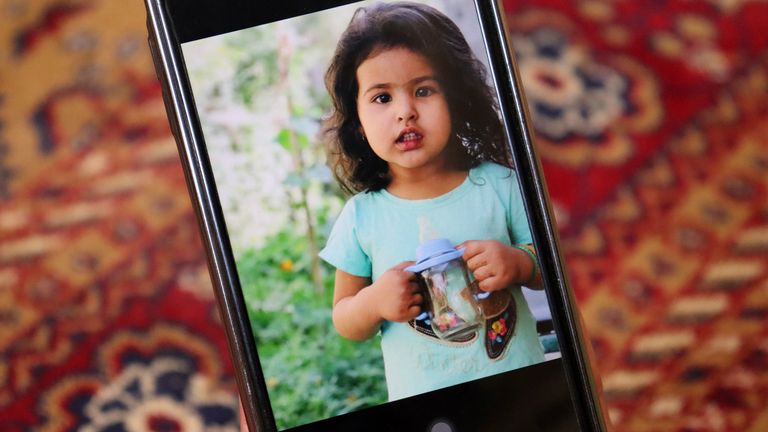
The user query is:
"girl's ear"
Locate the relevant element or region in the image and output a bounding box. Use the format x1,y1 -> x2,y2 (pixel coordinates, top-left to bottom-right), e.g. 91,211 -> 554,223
357,126 -> 367,143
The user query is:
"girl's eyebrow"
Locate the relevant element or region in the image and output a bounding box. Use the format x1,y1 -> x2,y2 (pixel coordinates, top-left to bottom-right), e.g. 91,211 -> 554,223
361,75 -> 439,97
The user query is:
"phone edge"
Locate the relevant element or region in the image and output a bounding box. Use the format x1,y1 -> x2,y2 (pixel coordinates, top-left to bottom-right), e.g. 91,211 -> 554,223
143,1 -> 277,431
475,1 -> 609,430
143,0 -> 609,429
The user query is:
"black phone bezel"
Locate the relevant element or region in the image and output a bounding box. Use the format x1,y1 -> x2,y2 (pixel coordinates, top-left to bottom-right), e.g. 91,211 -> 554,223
143,0 -> 608,430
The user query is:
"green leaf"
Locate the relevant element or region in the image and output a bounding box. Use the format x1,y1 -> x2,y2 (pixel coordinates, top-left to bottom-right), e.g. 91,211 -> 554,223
305,164 -> 332,183
283,173 -> 307,188
290,116 -> 319,139
275,128 -> 292,151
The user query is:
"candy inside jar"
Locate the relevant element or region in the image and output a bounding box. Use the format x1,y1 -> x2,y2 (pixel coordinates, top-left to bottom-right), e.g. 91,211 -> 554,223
406,238 -> 483,341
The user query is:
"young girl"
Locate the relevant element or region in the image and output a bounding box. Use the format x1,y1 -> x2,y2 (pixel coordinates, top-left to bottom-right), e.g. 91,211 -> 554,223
319,1 -> 546,401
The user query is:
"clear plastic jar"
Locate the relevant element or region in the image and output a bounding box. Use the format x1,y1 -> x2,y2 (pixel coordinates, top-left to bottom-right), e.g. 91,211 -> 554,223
407,238 -> 483,341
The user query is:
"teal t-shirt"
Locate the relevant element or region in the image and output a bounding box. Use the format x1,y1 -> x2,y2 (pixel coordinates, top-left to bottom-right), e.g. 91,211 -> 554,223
319,162 -> 545,400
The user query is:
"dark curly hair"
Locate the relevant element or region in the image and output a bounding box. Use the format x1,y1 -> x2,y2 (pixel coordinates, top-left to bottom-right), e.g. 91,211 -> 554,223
324,1 -> 512,195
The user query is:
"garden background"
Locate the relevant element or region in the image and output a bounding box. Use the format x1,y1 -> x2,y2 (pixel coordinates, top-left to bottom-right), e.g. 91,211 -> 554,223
181,1 -> 542,428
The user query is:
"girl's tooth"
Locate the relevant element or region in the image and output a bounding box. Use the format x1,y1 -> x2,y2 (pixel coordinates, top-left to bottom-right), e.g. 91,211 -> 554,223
398,132 -> 420,142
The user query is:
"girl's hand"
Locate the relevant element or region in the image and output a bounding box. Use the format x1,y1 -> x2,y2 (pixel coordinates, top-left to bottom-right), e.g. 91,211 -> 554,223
366,261 -> 423,322
332,263 -> 420,341
458,240 -> 535,292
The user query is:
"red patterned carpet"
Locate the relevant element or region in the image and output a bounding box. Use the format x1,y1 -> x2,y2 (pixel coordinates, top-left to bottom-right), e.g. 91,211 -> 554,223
1,0 -> 767,431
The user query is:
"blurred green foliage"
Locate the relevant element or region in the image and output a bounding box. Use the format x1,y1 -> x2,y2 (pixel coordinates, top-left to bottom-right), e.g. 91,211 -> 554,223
237,229 -> 387,430
185,6 -> 404,429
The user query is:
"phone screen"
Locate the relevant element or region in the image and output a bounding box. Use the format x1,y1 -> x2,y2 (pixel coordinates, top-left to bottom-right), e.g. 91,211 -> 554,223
167,0 -> 587,430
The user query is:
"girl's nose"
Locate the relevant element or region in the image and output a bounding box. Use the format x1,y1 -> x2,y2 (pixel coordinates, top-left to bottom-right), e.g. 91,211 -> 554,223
397,98 -> 418,122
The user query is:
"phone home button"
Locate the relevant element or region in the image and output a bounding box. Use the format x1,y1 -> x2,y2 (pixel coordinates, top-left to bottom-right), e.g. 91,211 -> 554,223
427,418 -> 455,432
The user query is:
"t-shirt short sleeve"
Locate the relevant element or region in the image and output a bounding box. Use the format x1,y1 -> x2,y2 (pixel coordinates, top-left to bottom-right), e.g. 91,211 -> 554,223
319,198 -> 372,278
504,169 -> 534,245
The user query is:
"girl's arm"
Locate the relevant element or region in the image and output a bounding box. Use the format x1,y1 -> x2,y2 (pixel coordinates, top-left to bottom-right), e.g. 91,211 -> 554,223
332,270 -> 380,341
332,262 -> 423,341
458,240 -> 542,291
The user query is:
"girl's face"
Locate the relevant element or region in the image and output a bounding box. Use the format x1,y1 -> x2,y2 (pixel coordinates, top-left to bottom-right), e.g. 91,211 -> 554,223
356,47 -> 452,177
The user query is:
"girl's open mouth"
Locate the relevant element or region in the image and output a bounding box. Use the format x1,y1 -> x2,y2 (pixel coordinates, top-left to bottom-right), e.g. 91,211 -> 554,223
396,131 -> 423,150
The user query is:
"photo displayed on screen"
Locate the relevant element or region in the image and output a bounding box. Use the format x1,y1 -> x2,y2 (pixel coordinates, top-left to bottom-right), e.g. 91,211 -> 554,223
181,1 -> 560,429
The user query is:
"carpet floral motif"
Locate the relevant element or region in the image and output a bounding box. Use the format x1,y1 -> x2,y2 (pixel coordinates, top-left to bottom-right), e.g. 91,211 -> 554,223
80,356 -> 236,432
511,20 -> 661,168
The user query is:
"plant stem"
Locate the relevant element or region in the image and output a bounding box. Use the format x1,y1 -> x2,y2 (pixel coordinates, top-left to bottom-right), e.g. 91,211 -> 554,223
278,35 -> 324,294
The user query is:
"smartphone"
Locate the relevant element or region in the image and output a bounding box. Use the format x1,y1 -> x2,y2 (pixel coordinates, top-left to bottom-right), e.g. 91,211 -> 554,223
145,0 -> 607,430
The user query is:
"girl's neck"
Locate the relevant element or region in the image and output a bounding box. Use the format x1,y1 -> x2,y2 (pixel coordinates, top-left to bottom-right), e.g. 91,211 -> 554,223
385,166 -> 468,200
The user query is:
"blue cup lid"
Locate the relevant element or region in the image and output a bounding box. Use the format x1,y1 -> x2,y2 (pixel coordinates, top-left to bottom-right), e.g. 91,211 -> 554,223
405,238 -> 464,273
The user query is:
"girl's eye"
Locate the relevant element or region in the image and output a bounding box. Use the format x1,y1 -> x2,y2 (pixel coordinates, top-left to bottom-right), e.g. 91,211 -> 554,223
415,86 -> 436,97
373,93 -> 392,104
